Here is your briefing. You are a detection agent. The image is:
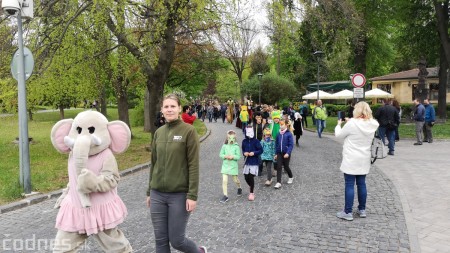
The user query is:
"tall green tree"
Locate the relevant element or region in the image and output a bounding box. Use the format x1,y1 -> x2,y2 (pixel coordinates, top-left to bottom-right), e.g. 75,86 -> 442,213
212,0 -> 258,102
249,46 -> 270,78
434,0 -> 450,118
167,40 -> 226,98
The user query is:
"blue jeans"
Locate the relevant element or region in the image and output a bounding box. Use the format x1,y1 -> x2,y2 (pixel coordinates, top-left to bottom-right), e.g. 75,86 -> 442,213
242,122 -> 248,134
316,119 -> 325,138
344,174 -> 367,214
378,126 -> 395,152
150,190 -> 200,253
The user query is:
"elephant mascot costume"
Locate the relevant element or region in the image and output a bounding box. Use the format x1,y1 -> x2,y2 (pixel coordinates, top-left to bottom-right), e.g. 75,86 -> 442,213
50,110 -> 132,253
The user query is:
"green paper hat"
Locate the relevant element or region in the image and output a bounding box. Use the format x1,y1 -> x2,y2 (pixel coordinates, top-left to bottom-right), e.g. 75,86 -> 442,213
272,110 -> 281,119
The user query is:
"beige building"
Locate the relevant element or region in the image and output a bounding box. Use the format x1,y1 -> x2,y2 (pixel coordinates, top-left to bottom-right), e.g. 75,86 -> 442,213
369,67 -> 449,104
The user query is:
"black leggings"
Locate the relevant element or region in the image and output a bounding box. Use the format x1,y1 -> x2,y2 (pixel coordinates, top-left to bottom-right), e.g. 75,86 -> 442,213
277,153 -> 293,183
244,173 -> 255,193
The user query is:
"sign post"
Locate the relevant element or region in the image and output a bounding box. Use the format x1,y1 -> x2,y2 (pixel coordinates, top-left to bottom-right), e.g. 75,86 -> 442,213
351,73 -> 366,102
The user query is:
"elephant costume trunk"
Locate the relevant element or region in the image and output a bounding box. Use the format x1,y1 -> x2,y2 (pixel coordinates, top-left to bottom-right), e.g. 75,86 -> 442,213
73,134 -> 93,207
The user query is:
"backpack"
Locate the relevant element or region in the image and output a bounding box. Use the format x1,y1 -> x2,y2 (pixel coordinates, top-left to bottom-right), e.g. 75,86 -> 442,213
302,106 -> 309,115
371,132 -> 388,164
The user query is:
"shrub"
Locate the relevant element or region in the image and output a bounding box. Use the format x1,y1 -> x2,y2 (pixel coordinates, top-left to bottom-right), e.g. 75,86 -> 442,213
322,104 -> 349,117
131,101 -> 145,127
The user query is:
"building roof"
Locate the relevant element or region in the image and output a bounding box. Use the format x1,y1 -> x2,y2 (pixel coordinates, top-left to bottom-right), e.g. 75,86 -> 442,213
369,67 -> 439,81
306,80 -> 353,91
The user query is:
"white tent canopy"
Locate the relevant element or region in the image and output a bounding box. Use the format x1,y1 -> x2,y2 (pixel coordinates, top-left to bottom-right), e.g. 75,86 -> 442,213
330,89 -> 353,99
302,90 -> 333,100
365,88 -> 394,98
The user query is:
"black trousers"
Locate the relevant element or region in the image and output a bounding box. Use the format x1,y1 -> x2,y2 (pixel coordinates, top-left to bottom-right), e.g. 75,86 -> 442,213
276,153 -> 293,183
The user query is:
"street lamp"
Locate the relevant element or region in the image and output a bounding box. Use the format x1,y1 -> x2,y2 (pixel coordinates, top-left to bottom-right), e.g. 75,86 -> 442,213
2,0 -> 34,194
257,73 -> 263,105
313,51 -> 324,101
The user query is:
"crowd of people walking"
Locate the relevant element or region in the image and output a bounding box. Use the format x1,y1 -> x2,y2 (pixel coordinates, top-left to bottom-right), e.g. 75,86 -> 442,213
62,93 -> 436,252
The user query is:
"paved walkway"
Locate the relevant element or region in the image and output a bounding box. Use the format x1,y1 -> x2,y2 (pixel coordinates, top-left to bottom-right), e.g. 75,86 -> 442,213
375,138 -> 450,253
0,120 -> 421,252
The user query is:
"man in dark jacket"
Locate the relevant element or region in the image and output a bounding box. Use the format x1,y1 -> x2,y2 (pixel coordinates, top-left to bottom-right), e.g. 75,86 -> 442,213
375,99 -> 400,155
423,99 -> 436,143
413,98 -> 426,145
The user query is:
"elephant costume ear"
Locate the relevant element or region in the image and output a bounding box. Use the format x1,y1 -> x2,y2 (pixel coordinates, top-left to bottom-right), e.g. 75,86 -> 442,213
51,119 -> 73,154
108,121 -> 131,154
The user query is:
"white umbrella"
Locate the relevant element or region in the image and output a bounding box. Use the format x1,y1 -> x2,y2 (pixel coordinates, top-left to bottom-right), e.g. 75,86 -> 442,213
365,88 -> 394,99
330,89 -> 353,99
302,90 -> 333,100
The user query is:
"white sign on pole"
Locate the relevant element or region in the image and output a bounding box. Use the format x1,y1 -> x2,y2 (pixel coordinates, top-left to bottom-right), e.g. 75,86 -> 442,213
351,73 -> 366,88
353,88 -> 364,98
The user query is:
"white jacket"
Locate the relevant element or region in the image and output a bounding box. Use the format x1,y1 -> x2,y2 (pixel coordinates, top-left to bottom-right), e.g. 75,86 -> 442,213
335,118 -> 379,175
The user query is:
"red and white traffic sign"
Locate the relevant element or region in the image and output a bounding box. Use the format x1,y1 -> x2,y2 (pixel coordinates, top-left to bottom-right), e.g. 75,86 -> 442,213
351,73 -> 366,88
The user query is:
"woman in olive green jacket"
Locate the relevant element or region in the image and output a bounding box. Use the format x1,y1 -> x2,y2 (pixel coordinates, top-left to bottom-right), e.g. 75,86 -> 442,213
146,94 -> 207,253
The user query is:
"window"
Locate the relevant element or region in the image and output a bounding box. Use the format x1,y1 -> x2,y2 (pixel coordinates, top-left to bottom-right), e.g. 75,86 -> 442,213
377,84 -> 391,93
412,83 -> 439,101
429,83 -> 439,100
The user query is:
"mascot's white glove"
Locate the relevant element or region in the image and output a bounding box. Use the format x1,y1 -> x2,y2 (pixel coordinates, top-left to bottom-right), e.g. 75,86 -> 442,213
77,169 -> 103,193
54,183 -> 70,209
77,158 -> 120,194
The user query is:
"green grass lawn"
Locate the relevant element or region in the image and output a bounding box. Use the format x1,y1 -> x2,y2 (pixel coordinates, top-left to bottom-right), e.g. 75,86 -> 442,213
306,116 -> 450,139
0,109 -> 206,205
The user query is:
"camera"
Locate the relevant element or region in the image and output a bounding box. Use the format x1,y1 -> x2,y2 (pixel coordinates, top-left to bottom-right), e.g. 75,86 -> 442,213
1,0 -> 21,16
2,0 -> 33,19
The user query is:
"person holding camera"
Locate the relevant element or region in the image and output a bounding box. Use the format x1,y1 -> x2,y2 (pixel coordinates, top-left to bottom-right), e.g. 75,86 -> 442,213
423,99 -> 436,143
334,102 -> 379,221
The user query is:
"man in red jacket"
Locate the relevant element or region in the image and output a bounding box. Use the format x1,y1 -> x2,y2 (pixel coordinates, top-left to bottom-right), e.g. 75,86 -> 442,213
182,105 -> 197,125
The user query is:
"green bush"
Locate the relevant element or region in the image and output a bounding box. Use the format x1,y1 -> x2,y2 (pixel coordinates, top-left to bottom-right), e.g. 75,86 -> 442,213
131,101 -> 145,127
242,73 -> 297,105
322,104 -> 349,117
278,98 -> 291,109
400,103 -> 414,119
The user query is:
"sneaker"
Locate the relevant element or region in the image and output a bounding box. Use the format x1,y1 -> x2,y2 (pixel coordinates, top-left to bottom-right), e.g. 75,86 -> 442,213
357,209 -> 367,218
248,193 -> 255,201
199,246 -> 208,253
336,210 -> 353,221
388,151 -> 394,156
287,177 -> 294,184
220,195 -> 229,203
274,182 -> 282,189
265,180 -> 272,186
237,188 -> 242,196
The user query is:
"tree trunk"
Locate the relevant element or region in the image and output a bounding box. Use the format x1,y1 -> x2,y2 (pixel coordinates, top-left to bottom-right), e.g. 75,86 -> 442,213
117,90 -> 130,130
59,105 -> 65,119
434,1 -> 450,67
434,0 -> 449,120
100,83 -> 107,116
416,59 -> 429,102
277,41 -> 281,75
28,109 -> 33,121
115,45 -> 130,130
144,89 -> 151,132
438,45 -> 448,119
354,34 -> 367,75
148,80 -> 164,134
